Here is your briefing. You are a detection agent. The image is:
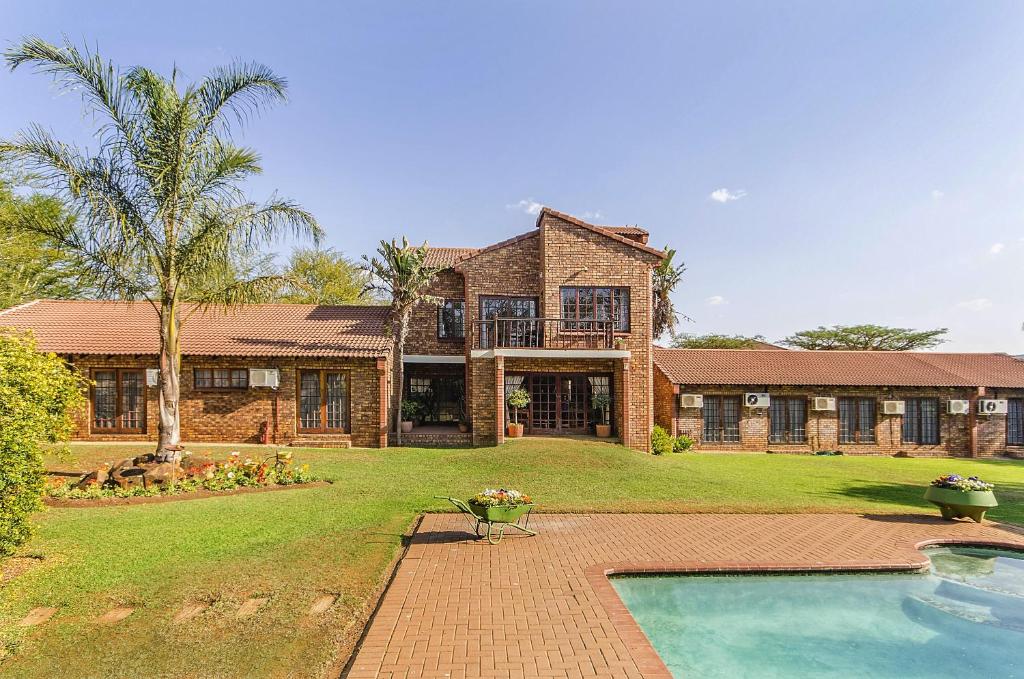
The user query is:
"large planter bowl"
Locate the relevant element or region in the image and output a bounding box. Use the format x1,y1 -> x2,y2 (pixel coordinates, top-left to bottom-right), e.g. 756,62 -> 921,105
924,486 -> 997,523
469,502 -> 534,523
595,424 -> 612,438
507,422 -> 524,438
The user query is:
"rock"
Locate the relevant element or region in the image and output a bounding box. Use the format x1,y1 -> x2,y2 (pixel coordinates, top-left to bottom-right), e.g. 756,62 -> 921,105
111,465 -> 146,490
73,469 -> 109,490
308,594 -> 337,615
19,607 -> 57,627
132,453 -> 155,465
96,607 -> 133,624
173,602 -> 208,623
109,458 -> 134,473
142,462 -> 182,488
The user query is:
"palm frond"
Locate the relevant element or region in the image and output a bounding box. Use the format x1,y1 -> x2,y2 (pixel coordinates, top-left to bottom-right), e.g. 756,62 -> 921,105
193,61 -> 287,140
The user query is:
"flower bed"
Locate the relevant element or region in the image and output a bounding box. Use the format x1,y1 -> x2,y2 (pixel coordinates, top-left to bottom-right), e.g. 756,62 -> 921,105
930,474 -> 995,492
46,451 -> 318,501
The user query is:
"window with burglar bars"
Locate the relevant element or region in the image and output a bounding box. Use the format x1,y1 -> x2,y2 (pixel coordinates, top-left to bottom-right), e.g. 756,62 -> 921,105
1008,398 -> 1024,446
702,395 -> 741,443
194,368 -> 248,390
437,299 -> 465,339
769,397 -> 807,444
91,369 -> 145,433
902,398 -> 940,445
559,287 -> 630,332
838,397 -> 876,444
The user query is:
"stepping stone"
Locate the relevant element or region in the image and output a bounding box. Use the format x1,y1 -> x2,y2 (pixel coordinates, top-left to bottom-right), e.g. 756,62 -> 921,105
97,607 -> 133,624
236,597 -> 268,618
173,602 -> 209,623
308,594 -> 337,615
19,607 -> 57,627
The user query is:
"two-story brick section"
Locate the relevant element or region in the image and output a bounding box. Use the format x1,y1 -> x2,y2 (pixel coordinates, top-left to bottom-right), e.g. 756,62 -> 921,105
2,206 -> 1024,457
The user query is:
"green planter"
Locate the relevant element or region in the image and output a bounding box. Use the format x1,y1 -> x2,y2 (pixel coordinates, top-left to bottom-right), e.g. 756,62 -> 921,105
924,486 -> 997,523
469,502 -> 534,523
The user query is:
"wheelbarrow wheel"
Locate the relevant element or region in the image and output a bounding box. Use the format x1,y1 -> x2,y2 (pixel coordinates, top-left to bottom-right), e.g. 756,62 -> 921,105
486,523 -> 504,545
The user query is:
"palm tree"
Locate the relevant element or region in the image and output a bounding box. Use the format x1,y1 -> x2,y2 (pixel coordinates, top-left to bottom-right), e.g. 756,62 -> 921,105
0,37 -> 321,460
652,245 -> 688,339
361,238 -> 441,444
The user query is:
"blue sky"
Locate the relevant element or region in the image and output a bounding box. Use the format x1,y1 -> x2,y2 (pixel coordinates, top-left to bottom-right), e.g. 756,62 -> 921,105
3,1 -> 1023,351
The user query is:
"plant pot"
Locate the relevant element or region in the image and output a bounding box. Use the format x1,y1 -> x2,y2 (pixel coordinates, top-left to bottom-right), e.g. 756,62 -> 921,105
400,421 -> 413,433
506,422 -> 524,438
924,486 -> 998,523
595,424 -> 612,438
458,422 -> 469,433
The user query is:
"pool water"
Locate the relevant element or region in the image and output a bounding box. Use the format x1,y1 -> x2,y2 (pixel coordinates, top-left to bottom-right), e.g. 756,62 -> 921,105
611,547 -> 1024,678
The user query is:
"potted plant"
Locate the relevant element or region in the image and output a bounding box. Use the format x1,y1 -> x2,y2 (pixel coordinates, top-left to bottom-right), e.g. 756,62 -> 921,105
400,399 -> 420,433
924,474 -> 998,523
506,387 -> 530,438
467,488 -> 533,522
592,393 -> 611,437
457,397 -> 470,433
613,337 -> 628,350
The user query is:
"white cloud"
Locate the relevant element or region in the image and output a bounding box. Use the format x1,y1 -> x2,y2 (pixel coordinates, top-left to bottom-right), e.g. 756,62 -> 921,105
580,210 -> 603,220
507,198 -> 543,215
931,189 -> 945,199
709,188 -> 746,203
956,298 -> 993,312
990,242 -> 1005,255
705,295 -> 728,306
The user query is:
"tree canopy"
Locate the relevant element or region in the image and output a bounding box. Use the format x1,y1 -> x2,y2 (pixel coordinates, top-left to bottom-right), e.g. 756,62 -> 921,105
277,247 -> 381,304
779,324 -> 948,351
671,333 -> 769,349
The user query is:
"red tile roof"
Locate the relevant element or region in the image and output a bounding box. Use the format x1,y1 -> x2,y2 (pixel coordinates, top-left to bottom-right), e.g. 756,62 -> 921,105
0,300 -> 392,358
424,247 -> 479,269
653,347 -> 1024,388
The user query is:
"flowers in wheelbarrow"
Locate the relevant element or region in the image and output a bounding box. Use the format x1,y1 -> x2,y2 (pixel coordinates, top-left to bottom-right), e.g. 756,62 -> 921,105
931,474 -> 994,492
469,488 -> 532,507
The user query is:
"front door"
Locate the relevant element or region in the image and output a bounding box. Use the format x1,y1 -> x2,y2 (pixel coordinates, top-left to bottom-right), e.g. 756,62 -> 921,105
559,375 -> 589,432
514,373 -> 609,434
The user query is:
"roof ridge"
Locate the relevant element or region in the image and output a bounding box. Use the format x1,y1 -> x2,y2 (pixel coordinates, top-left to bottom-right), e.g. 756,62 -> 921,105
535,207 -> 665,258
0,298 -> 42,317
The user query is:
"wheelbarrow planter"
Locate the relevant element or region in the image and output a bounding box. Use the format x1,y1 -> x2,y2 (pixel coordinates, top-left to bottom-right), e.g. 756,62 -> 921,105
924,486 -> 997,523
437,496 -> 537,544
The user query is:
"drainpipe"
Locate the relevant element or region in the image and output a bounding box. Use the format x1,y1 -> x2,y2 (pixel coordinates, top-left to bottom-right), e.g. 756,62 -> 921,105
969,386 -> 984,458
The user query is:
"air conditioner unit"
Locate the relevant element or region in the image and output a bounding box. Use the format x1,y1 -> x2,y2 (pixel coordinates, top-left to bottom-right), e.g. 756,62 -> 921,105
812,397 -> 836,411
145,368 -> 159,387
947,400 -> 970,415
249,368 -> 280,389
745,393 -> 770,408
882,400 -> 905,415
978,399 -> 1008,415
679,394 -> 704,409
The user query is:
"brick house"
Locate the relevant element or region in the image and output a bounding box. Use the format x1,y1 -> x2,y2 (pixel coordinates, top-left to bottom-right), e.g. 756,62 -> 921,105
654,347 -> 1024,457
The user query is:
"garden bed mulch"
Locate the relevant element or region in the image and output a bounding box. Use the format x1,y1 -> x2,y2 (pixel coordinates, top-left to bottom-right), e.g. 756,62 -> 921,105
44,480 -> 332,508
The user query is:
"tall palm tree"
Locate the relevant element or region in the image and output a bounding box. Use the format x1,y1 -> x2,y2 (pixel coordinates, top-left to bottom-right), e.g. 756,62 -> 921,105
652,245 -> 688,340
361,238 -> 441,444
0,37 -> 321,459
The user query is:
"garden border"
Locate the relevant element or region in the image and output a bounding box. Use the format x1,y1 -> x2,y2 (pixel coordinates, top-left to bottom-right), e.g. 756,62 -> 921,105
43,480 -> 332,507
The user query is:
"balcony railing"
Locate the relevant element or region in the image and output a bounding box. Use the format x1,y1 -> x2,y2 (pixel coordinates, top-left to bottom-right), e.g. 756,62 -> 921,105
472,318 -> 616,350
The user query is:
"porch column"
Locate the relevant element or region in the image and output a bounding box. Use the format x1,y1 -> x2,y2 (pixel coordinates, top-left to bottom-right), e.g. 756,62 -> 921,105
377,358 -> 389,448
495,355 -> 505,445
620,357 -> 631,448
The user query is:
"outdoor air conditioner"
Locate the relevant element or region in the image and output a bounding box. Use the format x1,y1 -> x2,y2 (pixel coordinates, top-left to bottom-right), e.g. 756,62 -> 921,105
679,394 -> 704,409
882,400 -> 905,415
745,393 -> 770,408
978,399 -> 1008,415
947,400 -> 970,415
812,397 -> 836,411
249,368 -> 280,389
145,368 -> 159,387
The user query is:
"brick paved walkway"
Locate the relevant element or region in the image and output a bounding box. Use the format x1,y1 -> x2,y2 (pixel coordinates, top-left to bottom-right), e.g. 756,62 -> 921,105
347,513 -> 1024,678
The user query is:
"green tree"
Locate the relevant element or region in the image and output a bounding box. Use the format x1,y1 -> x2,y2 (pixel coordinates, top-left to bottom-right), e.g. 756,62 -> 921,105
0,172 -> 87,307
278,247 -> 381,304
780,324 -> 948,351
361,238 -> 441,444
652,245 -> 687,339
0,331 -> 86,560
671,333 -> 768,349
0,37 -> 321,459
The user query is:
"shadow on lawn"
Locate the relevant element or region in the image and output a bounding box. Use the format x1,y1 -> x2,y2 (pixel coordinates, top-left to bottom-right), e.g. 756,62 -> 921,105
836,479 -> 1024,525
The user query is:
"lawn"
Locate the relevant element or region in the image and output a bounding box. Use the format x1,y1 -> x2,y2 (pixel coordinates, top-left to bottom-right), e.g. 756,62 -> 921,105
2,439 -> 1022,678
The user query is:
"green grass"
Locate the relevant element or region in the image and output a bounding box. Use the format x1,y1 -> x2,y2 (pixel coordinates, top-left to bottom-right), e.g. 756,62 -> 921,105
2,440 -> 1022,678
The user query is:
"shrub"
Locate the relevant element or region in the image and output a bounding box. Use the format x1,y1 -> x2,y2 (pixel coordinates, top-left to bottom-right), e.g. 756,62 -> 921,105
651,425 -> 673,455
673,434 -> 695,453
400,399 -> 421,421
0,331 -> 86,558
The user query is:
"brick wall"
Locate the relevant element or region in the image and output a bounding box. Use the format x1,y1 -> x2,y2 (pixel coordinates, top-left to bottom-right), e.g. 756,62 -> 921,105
65,354 -> 390,448
406,269 -> 466,357
658,376 -> 1024,457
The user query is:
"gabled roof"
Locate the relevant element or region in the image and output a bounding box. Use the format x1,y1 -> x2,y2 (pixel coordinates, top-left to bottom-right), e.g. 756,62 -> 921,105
424,247 -> 478,269
536,207 -> 665,259
0,300 -> 392,358
452,230 -> 539,269
653,347 -> 1024,388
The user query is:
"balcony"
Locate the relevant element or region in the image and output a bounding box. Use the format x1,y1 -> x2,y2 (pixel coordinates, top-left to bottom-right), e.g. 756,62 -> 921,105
472,318 -> 618,351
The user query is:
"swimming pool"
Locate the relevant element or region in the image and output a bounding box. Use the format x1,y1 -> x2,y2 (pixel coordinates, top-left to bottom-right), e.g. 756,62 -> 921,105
611,547 -> 1024,678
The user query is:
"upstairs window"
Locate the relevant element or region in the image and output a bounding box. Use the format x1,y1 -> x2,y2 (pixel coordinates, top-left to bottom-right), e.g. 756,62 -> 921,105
703,395 -> 741,443
560,286 -> 630,332
838,397 -> 876,444
437,299 -> 465,339
1008,398 -> 1024,446
903,398 -> 940,445
194,368 -> 248,390
769,397 -> 807,444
